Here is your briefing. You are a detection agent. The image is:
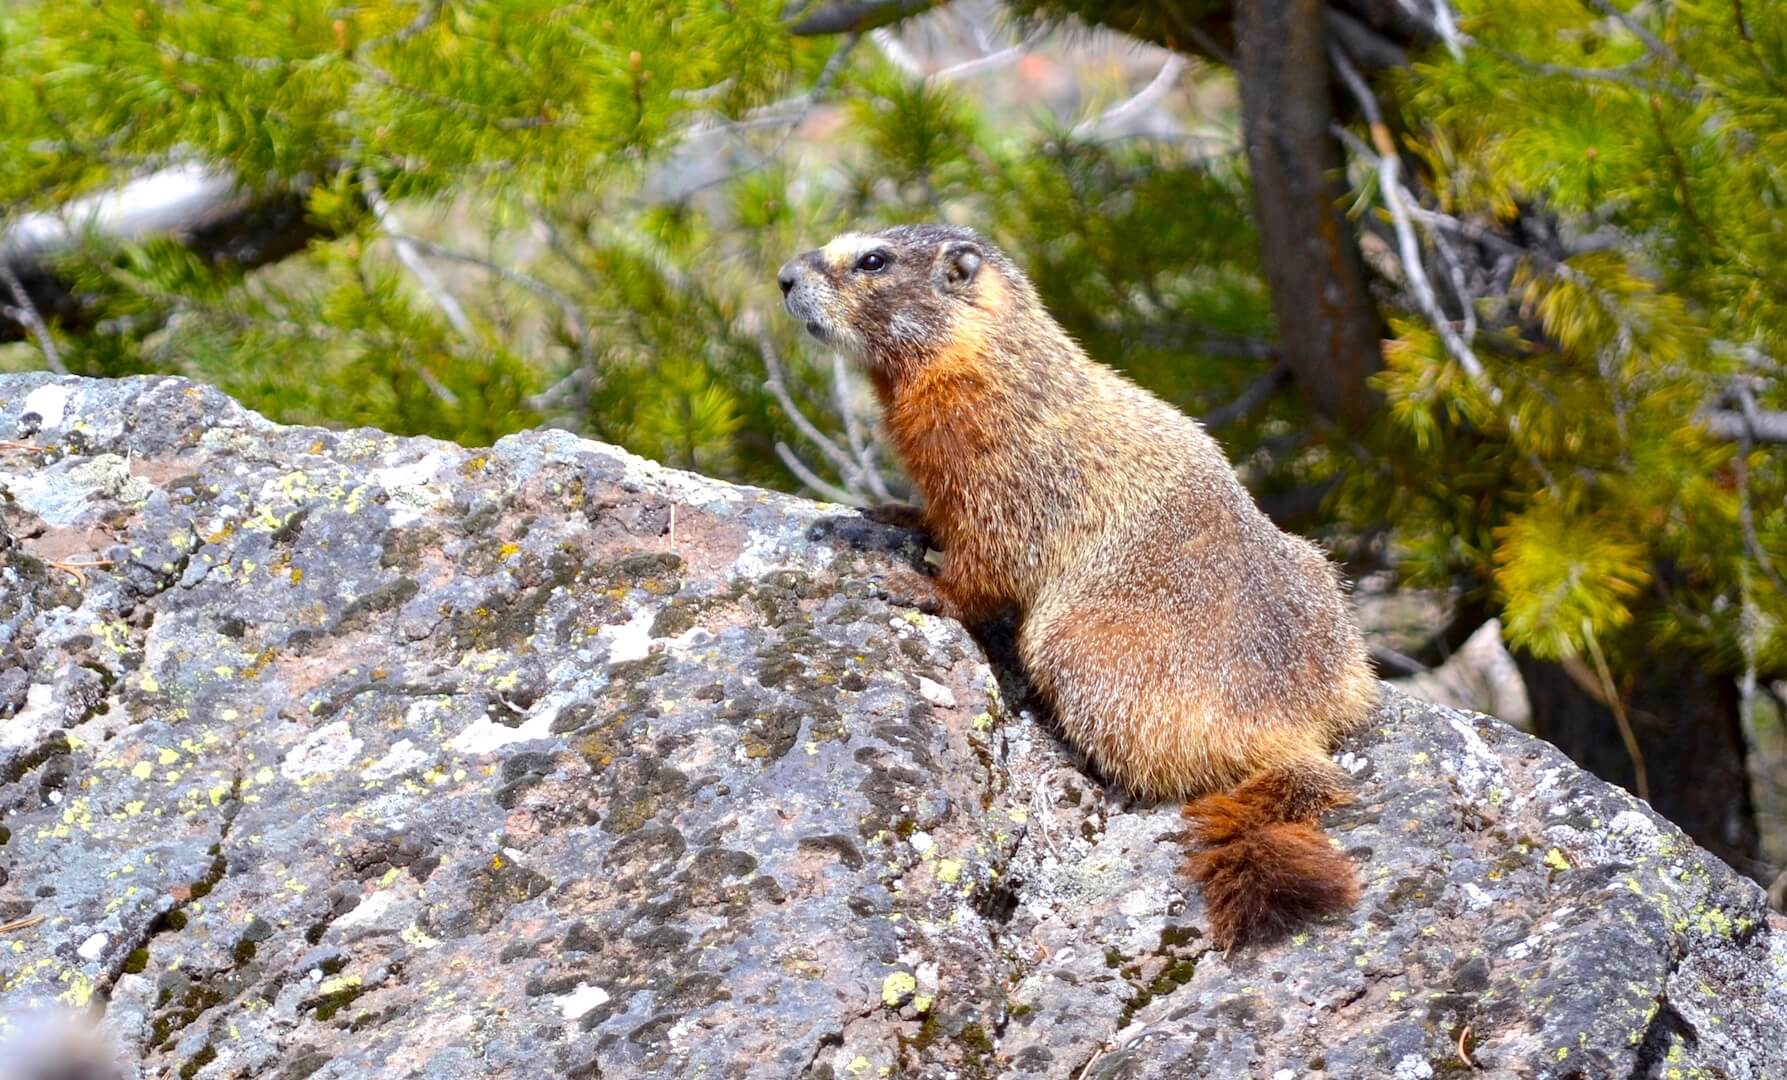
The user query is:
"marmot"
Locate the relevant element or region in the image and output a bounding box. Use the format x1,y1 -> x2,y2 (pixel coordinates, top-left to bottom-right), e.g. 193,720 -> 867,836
778,224 -> 1379,947
0,1007 -> 123,1080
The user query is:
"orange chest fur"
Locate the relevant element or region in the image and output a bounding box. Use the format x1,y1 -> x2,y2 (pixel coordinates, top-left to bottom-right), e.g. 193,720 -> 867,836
882,360 -> 1005,514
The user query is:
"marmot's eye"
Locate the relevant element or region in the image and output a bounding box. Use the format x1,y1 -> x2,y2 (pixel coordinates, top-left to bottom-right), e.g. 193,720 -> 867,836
856,252 -> 889,273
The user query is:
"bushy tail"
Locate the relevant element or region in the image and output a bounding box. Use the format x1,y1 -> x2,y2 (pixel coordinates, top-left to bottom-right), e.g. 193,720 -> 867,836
1183,763 -> 1359,949
0,1007 -> 123,1080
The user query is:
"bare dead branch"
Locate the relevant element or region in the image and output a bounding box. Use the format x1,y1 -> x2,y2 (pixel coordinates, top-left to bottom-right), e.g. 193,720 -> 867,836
528,209 -> 605,296
527,367 -> 597,416
870,28 -> 928,79
2,164 -> 239,268
1164,8 -> 1237,67
357,170 -> 468,405
1579,619 -> 1651,804
359,169 -> 474,345
926,24 -> 1048,82
1705,407 -> 1787,444
669,34 -> 862,201
1429,225 -> 1478,345
1073,56 -> 1189,138
1580,0 -> 1687,73
1326,8 -> 1410,72
1385,0 -> 1466,56
1331,50 -> 1488,389
831,351 -> 896,502
1425,0 -> 1466,56
1373,646 -> 1431,676
786,0 -> 938,37
754,317 -> 902,503
1204,363 -> 1291,430
775,441 -> 866,505
0,254 -> 66,374
399,235 -> 589,343
757,329 -> 866,481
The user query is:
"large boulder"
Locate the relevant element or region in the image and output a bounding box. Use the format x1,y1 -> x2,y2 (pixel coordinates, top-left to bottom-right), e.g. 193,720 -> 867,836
1,373 -> 1782,1080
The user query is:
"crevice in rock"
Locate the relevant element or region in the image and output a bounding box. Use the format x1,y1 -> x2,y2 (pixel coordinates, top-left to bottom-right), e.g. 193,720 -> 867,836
176,1042 -> 217,1078
1628,933 -> 1694,1078
0,729 -> 71,787
312,678 -> 461,720
970,878 -> 1022,926
131,546 -> 192,602
798,1030 -> 845,1078
1630,994 -> 1697,1077
98,772 -> 244,1022
1067,1039 -> 1116,1080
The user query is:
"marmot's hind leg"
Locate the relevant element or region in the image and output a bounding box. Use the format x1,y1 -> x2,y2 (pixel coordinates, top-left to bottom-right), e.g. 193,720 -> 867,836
1019,602 -> 1255,801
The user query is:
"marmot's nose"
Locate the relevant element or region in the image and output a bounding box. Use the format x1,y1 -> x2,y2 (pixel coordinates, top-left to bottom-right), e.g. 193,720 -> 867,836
777,260 -> 800,296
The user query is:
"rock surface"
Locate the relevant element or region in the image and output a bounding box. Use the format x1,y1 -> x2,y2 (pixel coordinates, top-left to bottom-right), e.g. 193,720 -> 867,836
1,373 -> 1783,1080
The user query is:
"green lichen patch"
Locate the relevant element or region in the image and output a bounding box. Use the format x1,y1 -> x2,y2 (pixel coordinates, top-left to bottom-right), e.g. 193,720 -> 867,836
306,976 -> 370,1022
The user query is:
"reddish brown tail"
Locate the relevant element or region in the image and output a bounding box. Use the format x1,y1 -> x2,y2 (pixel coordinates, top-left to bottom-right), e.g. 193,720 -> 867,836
1183,764 -> 1359,949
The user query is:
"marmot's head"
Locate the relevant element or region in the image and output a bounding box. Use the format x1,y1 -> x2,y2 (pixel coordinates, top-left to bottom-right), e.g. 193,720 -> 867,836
777,225 -> 1023,371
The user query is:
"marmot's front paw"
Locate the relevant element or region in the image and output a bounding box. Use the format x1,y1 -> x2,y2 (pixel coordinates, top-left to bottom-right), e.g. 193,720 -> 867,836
862,502 -> 927,532
875,567 -> 961,620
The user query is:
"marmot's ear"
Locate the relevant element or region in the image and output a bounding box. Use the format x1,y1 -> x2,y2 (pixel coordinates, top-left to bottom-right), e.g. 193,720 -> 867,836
937,242 -> 982,294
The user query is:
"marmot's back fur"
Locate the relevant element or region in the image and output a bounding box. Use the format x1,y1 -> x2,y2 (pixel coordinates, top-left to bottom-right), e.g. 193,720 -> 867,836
779,224 -> 1378,947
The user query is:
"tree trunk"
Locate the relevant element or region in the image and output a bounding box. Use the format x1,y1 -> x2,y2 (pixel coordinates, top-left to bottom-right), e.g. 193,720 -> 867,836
1519,654 -> 1762,878
1231,0 -> 1385,427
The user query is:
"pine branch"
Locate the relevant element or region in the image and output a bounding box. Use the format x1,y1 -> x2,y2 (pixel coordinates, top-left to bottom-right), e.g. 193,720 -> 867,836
350,58 -> 557,130
1729,387 -> 1787,593
1489,47 -> 1686,98
361,0 -> 445,50
399,234 -> 591,347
